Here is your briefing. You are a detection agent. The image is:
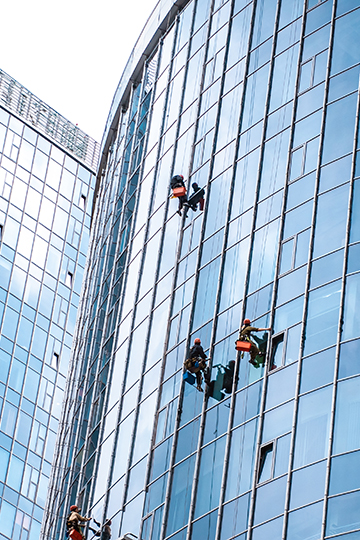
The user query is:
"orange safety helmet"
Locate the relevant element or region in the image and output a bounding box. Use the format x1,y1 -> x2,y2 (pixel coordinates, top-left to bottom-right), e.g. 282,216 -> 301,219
194,338 -> 201,344
70,505 -> 78,511
243,319 -> 251,325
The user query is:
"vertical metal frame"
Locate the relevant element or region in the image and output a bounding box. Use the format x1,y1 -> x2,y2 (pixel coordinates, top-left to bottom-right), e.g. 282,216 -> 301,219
278,1 -> 338,538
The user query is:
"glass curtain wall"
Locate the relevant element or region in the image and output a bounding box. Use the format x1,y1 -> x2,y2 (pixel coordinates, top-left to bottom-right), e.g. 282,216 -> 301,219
44,1 -> 360,539
0,104 -> 96,540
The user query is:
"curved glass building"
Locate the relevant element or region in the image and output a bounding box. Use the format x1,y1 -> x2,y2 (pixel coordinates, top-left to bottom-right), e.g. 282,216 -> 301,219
43,1 -> 360,539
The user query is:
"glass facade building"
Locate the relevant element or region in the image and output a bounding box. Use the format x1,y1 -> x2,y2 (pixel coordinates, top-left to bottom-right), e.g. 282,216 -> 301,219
0,70 -> 98,540
43,1 -> 360,539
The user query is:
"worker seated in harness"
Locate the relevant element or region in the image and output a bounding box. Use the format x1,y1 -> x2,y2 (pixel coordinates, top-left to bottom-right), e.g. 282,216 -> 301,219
170,174 -> 188,216
183,182 -> 205,217
66,505 -> 91,540
238,319 -> 271,367
184,338 -> 209,392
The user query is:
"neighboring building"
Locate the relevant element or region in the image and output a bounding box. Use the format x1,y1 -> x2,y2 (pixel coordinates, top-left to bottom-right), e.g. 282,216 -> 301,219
0,70 -> 99,540
43,0 -> 360,539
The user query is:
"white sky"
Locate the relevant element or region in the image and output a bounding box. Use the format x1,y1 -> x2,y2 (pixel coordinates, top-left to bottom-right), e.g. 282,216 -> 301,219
0,0 -> 159,143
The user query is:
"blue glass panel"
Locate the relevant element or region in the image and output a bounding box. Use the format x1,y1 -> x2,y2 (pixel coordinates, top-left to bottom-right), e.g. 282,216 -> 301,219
326,491 -> 360,536
339,339 -> 360,379
233,381 -> 262,427
304,280 -> 342,355
319,155 -> 351,192
328,65 -> 360,102
290,461 -> 326,509
0,447 -> 10,482
219,238 -> 250,311
301,347 -> 335,393
220,493 -> 250,539
333,377 -> 360,454
242,64 -> 270,130
310,249 -> 344,289
329,450 -> 360,495
347,243 -> 360,274
293,386 -> 332,468
276,19 -> 302,55
259,130 -> 290,199
262,401 -> 294,442
331,9 -> 360,75
287,501 -> 323,540
225,419 -> 258,500
302,24 -> 331,62
191,510 -> 217,540
175,419 -> 200,464
266,363 -> 297,410
283,200 -> 313,240
305,1 -> 332,35
251,0 -> 277,48
350,180 -> 360,242
0,500 -> 16,537
252,515 -> 283,540
203,400 -> 230,445
296,83 -> 325,121
248,220 -> 280,293
231,149 -> 259,219
337,0 -> 360,17
343,274 -> 360,341
269,46 -> 299,112
194,437 -> 226,518
322,94 -> 357,164
273,296 -> 304,334
276,266 -> 307,306
204,170 -> 232,238
253,475 -> 287,525
313,183 -> 349,258
227,6 -> 252,68
293,110 -> 322,148
192,257 -> 221,330
274,433 -> 291,478
144,473 -> 167,516
166,455 -> 195,536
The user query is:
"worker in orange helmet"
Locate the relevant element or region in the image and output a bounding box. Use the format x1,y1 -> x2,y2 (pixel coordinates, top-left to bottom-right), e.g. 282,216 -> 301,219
66,505 -> 91,540
184,338 -> 209,392
170,174 -> 187,215
239,319 -> 271,366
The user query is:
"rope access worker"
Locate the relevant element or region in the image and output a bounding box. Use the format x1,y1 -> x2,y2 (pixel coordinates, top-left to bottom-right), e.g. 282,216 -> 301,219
183,182 -> 205,217
170,174 -> 188,215
239,319 -> 271,366
66,505 -> 91,540
184,338 -> 209,392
